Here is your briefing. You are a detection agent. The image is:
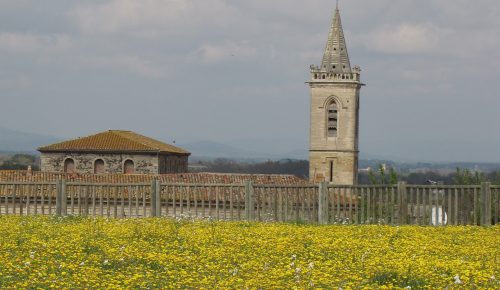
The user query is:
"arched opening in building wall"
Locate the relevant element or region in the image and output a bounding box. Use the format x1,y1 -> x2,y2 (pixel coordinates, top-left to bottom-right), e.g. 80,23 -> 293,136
327,101 -> 338,137
64,158 -> 75,173
124,160 -> 135,174
94,159 -> 105,174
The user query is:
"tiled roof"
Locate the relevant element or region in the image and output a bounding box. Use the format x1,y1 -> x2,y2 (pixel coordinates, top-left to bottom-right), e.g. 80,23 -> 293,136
38,130 -> 189,155
0,170 -> 308,185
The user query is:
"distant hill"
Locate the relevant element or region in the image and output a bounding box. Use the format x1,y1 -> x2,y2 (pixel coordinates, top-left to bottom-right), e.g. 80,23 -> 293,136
281,148 -> 308,160
180,141 -> 307,162
2,130 -> 498,173
0,127 -> 59,151
180,141 -> 258,159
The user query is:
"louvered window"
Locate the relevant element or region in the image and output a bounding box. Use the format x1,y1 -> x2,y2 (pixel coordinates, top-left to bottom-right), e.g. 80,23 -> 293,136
327,101 -> 338,137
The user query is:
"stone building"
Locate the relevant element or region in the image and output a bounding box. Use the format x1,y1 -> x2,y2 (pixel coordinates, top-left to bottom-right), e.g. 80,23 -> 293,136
307,4 -> 363,184
38,130 -> 190,174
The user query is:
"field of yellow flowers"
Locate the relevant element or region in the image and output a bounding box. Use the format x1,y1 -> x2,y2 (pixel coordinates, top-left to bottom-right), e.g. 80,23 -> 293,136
0,216 -> 498,289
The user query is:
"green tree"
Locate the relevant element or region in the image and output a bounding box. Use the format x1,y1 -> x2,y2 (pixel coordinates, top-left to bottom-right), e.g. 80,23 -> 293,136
389,168 -> 398,184
454,168 -> 484,185
488,171 -> 500,185
368,164 -> 398,185
0,154 -> 39,170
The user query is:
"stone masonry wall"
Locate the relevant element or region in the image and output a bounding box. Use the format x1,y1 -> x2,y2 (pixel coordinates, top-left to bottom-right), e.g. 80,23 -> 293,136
40,152 -> 161,174
158,155 -> 189,174
309,82 -> 361,185
309,151 -> 357,185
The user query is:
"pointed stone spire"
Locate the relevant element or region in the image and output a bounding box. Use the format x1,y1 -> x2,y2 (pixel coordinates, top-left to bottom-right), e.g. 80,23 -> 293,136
321,4 -> 351,73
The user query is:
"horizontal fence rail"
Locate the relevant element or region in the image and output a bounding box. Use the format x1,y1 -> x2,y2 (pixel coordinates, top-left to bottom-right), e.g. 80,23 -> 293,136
0,182 -> 58,216
0,180 -> 498,226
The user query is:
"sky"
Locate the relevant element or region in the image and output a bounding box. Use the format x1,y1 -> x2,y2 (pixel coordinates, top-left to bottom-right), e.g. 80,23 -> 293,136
0,0 -> 499,162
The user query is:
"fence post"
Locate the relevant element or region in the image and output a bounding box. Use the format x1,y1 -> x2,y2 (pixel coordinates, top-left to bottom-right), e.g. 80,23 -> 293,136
481,182 -> 492,226
155,179 -> 161,217
56,179 -> 67,216
318,182 -> 329,224
56,179 -> 62,216
150,179 -> 157,217
398,182 -> 407,225
245,181 -> 254,221
61,179 -> 67,216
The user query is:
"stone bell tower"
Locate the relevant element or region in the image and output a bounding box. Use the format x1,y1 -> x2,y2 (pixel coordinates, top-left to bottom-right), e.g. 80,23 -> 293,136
308,4 -> 363,184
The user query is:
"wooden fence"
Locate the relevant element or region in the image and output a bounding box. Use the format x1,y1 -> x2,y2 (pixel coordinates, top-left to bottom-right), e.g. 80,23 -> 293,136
0,180 -> 498,226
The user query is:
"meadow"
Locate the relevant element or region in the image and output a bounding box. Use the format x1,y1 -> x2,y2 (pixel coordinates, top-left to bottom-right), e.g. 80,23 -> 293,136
0,216 -> 498,289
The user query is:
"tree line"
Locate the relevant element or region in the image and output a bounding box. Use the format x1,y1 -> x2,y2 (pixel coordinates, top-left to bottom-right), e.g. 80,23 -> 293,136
359,164 -> 500,185
0,154 -> 39,170
190,158 -> 309,179
1,154 -> 499,185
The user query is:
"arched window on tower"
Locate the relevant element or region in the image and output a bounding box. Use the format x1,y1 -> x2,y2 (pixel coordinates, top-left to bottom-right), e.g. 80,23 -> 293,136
124,160 -> 135,174
94,159 -> 105,174
327,101 -> 338,137
64,158 -> 75,173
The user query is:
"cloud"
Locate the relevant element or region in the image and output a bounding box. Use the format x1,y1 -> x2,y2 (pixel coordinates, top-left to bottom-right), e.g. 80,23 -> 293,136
70,0 -> 237,37
1,0 -> 499,162
70,0 -> 184,35
79,55 -> 167,79
440,28 -> 500,60
0,75 -> 31,90
0,33 -> 72,54
195,41 -> 257,63
359,23 -> 440,54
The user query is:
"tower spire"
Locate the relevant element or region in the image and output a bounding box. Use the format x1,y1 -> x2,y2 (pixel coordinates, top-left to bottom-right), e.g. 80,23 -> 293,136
321,3 -> 351,73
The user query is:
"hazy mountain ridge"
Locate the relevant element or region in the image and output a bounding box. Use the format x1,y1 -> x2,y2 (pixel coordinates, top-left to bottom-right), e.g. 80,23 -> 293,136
179,141 -> 308,161
0,127 -> 60,151
1,128 -> 499,172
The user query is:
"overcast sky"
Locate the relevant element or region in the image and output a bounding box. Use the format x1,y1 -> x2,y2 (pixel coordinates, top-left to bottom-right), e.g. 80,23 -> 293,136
0,0 -> 499,162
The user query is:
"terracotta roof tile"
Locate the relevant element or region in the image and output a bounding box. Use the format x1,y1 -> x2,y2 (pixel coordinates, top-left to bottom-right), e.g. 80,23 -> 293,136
38,130 -> 189,155
0,170 -> 308,185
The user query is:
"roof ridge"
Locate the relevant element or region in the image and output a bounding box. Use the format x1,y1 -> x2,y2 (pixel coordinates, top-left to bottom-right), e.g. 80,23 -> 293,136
112,131 -> 161,151
116,131 -> 187,153
38,130 -> 190,155
38,131 -> 105,150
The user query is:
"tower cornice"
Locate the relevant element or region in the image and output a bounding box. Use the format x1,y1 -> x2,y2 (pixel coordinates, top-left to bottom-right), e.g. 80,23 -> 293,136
308,65 -> 362,83
306,81 -> 365,88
